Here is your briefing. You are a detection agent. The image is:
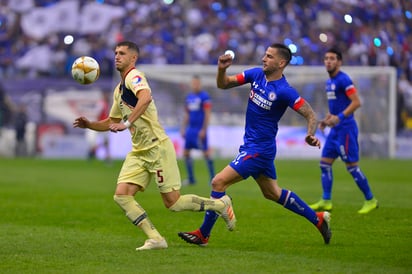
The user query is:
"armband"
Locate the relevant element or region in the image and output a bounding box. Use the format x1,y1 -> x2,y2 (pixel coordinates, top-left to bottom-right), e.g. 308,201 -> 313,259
337,112 -> 345,121
123,120 -> 131,128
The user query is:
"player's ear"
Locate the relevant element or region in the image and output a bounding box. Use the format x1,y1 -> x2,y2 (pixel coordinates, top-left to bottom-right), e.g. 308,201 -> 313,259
280,59 -> 287,68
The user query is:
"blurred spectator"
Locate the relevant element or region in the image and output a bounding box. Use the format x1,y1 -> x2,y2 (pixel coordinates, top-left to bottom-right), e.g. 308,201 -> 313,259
15,38 -> 54,78
0,82 -> 13,134
0,0 -> 410,84
0,0 -> 408,161
399,73 -> 412,119
14,104 -> 28,157
0,0 -> 409,134
86,91 -> 111,162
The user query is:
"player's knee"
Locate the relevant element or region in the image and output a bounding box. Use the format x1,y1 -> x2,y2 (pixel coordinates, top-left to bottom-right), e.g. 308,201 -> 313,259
210,176 -> 224,191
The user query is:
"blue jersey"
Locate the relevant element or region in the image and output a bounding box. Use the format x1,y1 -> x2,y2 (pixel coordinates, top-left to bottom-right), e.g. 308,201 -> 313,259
185,91 -> 211,130
237,67 -> 304,158
322,70 -> 359,162
325,71 -> 356,128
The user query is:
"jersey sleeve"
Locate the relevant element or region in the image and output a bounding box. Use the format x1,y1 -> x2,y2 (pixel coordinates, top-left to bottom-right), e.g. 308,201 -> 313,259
125,70 -> 151,95
292,96 -> 305,111
242,67 -> 261,84
236,73 -> 246,85
341,73 -> 357,96
202,92 -> 212,109
279,86 -> 304,111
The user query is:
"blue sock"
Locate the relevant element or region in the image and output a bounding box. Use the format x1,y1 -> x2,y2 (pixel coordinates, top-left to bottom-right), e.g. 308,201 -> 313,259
205,157 -> 215,182
185,157 -> 195,183
199,190 -> 225,237
347,166 -> 373,200
320,161 -> 333,200
277,189 -> 318,225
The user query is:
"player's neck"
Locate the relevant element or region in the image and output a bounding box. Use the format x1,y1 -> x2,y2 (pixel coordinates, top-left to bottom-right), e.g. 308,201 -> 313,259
120,66 -> 136,81
328,69 -> 340,78
265,71 -> 283,82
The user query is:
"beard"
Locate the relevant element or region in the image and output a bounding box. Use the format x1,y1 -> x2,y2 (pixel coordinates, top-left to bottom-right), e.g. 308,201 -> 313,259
327,67 -> 338,76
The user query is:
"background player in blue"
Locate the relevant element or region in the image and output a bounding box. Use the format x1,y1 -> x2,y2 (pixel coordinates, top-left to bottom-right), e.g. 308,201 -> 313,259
178,43 -> 332,246
181,75 -> 215,185
309,48 -> 378,214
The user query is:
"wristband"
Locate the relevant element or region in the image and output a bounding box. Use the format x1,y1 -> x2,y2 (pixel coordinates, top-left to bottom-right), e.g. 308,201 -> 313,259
337,112 -> 345,121
123,120 -> 131,128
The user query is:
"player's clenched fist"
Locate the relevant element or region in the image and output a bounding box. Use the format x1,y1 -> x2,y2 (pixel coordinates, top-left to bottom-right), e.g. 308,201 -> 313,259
305,135 -> 321,148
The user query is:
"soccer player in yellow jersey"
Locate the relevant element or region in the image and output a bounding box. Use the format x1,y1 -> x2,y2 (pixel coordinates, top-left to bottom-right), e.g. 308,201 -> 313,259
73,41 -> 236,251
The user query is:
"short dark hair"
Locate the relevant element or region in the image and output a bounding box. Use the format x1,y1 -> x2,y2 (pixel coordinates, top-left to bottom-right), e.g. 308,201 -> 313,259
326,47 -> 342,61
116,41 -> 140,54
270,43 -> 292,64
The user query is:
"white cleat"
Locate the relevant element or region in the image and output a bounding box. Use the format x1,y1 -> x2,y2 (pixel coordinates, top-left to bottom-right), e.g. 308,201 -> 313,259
219,195 -> 236,231
136,238 -> 168,251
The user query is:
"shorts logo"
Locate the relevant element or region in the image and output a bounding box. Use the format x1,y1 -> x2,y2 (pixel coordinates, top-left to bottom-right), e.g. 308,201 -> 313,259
233,151 -> 247,165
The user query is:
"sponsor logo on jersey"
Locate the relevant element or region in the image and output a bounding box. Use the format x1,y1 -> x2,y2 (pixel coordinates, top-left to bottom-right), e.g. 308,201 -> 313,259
250,90 -> 273,110
132,75 -> 142,85
187,98 -> 201,111
326,91 -> 336,100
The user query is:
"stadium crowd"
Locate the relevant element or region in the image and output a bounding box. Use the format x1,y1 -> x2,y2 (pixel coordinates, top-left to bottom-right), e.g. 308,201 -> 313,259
0,0 -> 411,131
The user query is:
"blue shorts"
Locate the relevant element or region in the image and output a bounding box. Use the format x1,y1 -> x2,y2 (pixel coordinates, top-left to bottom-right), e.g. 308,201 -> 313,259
184,128 -> 208,151
229,149 -> 277,180
322,125 -> 359,163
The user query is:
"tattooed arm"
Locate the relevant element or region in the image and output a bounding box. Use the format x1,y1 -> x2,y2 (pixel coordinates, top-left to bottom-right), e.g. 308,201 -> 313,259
296,100 -> 321,148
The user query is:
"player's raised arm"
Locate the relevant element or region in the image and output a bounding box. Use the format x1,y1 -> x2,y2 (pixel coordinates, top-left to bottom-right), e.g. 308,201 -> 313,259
216,52 -> 241,89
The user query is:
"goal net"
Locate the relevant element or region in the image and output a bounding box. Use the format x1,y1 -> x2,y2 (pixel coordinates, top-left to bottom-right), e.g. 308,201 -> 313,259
139,65 -> 397,159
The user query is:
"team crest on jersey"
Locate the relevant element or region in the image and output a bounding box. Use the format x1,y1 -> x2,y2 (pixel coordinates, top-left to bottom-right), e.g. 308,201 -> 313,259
268,92 -> 276,101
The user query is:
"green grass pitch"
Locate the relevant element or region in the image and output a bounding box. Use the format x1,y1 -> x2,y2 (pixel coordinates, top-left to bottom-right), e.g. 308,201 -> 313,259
0,157 -> 411,273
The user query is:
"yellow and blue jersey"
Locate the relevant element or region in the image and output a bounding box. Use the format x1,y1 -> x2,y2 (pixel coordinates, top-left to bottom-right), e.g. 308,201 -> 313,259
109,68 -> 168,152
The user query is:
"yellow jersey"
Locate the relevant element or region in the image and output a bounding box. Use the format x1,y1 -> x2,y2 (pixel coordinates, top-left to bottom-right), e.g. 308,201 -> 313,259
109,68 -> 168,152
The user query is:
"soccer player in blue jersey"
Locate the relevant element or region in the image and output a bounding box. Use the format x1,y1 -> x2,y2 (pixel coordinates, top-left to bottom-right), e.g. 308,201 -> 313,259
181,75 -> 215,185
309,48 -> 378,214
178,43 -> 332,246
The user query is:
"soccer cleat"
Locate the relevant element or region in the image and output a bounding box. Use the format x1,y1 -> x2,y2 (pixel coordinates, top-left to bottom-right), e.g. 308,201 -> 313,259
309,199 -> 333,211
316,211 -> 332,244
219,195 -> 236,231
178,229 -> 209,246
136,237 -> 168,251
358,198 -> 378,214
